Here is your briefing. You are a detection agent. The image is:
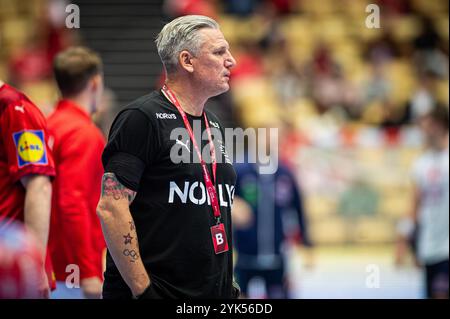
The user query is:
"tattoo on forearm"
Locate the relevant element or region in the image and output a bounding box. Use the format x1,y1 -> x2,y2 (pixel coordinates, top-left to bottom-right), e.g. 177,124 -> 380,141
123,249 -> 139,262
123,233 -> 133,245
122,221 -> 138,262
101,173 -> 136,203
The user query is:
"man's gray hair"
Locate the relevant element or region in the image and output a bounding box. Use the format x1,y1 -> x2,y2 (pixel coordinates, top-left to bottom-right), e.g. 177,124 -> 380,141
155,15 -> 219,74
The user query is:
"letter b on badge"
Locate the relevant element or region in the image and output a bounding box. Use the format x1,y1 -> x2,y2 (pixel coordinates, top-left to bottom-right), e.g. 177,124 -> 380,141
216,233 -> 224,245
210,223 -> 229,254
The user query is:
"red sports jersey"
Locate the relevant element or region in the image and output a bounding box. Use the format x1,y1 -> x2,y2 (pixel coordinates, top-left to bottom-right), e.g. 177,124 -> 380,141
47,99 -> 106,282
0,83 -> 56,290
0,83 -> 55,225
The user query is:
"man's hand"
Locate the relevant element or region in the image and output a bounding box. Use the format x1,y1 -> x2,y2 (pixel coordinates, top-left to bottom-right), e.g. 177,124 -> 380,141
81,277 -> 103,299
37,270 -> 50,299
232,280 -> 241,299
231,196 -> 253,229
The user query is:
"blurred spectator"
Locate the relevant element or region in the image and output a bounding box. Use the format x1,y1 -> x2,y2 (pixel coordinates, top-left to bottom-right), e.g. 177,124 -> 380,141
365,32 -> 399,66
266,35 -> 306,109
378,0 -> 412,16
224,0 -> 295,17
404,69 -> 442,124
8,38 -> 52,85
414,15 -> 442,52
364,52 -> 392,106
410,106 -> 449,299
304,43 -> 360,119
224,0 -> 261,16
337,178 -> 380,219
6,0 -> 77,88
229,41 -> 265,82
47,47 -> 106,299
268,0 -> 296,15
164,0 -> 218,18
412,15 -> 448,79
45,0 -> 78,61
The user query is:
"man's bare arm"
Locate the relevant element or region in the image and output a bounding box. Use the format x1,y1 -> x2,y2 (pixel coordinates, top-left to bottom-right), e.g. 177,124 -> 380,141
21,174 -> 52,298
96,172 -> 150,296
21,175 -> 52,251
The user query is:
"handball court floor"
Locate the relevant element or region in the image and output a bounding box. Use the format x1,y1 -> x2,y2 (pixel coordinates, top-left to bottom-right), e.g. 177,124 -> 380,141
285,245 -> 424,299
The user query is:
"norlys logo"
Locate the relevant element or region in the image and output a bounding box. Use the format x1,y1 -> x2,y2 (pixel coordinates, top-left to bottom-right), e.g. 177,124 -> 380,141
156,113 -> 177,120
168,181 -> 235,207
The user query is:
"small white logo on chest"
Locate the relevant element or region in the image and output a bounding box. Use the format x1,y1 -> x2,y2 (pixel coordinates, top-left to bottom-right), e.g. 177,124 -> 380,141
209,120 -> 220,129
14,105 -> 25,113
176,139 -> 190,153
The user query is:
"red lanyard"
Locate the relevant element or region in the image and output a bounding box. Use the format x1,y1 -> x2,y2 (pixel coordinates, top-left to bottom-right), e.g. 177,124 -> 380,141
161,85 -> 221,221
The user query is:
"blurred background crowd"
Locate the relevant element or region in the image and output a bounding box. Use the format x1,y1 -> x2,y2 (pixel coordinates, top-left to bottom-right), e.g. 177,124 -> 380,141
0,0 -> 448,298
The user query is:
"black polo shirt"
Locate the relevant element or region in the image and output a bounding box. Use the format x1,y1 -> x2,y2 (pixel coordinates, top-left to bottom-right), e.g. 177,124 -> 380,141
101,90 -> 236,299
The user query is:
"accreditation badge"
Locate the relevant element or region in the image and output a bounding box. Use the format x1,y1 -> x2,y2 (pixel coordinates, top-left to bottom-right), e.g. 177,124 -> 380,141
210,223 -> 229,254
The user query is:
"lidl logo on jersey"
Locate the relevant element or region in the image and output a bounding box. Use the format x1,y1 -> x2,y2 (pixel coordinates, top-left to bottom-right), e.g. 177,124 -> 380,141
13,130 -> 48,167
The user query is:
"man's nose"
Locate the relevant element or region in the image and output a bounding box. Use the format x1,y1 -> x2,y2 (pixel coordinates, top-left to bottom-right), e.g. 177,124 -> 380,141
225,52 -> 236,68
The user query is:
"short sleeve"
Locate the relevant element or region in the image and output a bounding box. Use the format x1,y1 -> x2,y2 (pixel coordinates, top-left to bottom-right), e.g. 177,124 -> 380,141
0,99 -> 55,182
102,109 -> 156,191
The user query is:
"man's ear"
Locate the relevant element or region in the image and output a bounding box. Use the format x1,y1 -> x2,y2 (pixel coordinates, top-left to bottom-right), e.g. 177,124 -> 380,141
88,74 -> 104,95
179,50 -> 195,73
90,74 -> 101,89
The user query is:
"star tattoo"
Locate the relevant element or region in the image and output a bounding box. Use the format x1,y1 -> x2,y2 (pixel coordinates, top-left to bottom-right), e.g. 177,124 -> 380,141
123,233 -> 133,245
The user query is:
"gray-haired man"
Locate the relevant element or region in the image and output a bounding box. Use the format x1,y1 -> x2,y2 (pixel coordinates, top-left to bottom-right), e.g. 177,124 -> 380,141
97,15 -> 239,299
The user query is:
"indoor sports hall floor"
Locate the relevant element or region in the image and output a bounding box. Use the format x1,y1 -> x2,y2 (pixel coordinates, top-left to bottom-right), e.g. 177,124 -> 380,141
286,245 -> 423,299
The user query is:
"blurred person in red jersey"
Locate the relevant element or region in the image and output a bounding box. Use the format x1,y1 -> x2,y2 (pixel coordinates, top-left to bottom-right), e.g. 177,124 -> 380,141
0,80 -> 56,298
163,0 -> 218,19
410,106 -> 449,299
0,221 -> 46,299
47,47 -> 106,299
8,39 -> 52,85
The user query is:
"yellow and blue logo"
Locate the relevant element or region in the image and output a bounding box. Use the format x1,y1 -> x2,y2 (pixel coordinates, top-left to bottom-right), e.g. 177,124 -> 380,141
13,130 -> 48,167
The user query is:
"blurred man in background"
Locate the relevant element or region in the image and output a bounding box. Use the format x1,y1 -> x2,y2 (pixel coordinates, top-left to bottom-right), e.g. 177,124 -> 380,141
411,106 -> 449,299
232,126 -> 312,299
47,47 -> 106,299
0,80 -> 55,298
